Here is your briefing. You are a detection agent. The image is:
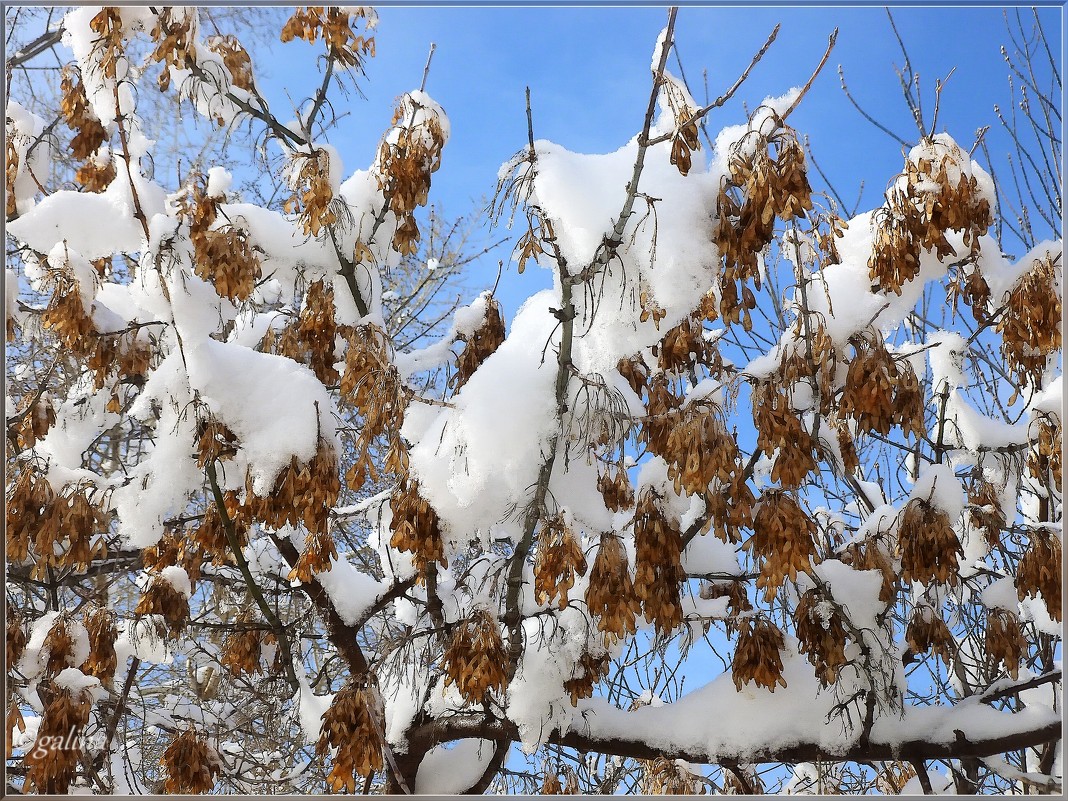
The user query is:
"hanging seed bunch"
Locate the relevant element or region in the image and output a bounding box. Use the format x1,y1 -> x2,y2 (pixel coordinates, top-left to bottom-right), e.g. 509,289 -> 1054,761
868,138 -> 993,295
375,93 -> 447,255
905,604 -> 954,667
205,34 -> 255,91
23,675 -> 97,793
732,616 -> 788,692
947,260 -> 992,324
705,473 -> 755,545
195,418 -> 238,469
289,527 -> 339,584
149,8 -> 196,92
186,511 -> 227,571
452,296 -> 506,390
5,135 -> 18,220
533,514 -> 588,609
751,381 -> 818,489
23,482 -> 108,580
715,117 -> 812,329
13,392 -> 56,449
586,534 -> 641,644
746,490 -> 820,601
997,254 -> 1062,400
59,66 -> 108,161
1016,529 -> 1061,622
897,498 -> 962,588
967,472 -> 1006,550
317,677 -> 384,792
40,264 -> 97,357
75,153 -> 116,194
293,280 -> 342,384
243,439 -> 340,537
542,765 -> 580,794
220,611 -> 264,677
281,7 -> 376,70
793,587 -> 849,687
285,148 -> 339,237
389,477 -> 446,580
441,609 -> 508,705
637,375 -> 683,457
52,485 -> 108,574
6,464 -> 55,564
1027,414 -> 1062,489
563,650 -> 611,705
81,607 -> 118,686
341,324 -> 405,490
699,579 -> 752,635
7,608 -> 27,667
642,757 -> 704,794
876,763 -> 916,795
597,461 -> 635,513
135,571 -> 190,637
779,320 -> 838,417
840,332 -> 925,440
617,353 -> 650,398
722,765 -> 765,794
985,608 -> 1025,680
42,617 -> 83,677
540,770 -> 564,795
632,490 -> 685,637
832,419 -> 860,476
662,403 -> 738,497
663,74 -> 701,178
160,728 -> 221,793
839,538 -> 898,605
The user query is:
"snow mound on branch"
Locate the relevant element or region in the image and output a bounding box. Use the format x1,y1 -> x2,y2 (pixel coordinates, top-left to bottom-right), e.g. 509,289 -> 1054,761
414,739 -> 498,794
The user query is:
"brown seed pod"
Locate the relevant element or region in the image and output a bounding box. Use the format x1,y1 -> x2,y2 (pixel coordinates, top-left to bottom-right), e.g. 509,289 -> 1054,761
597,462 -> 635,513
389,477 -> 446,581
1027,414 -> 1062,489
732,616 -> 788,692
897,498 -> 962,588
317,676 -> 385,791
243,440 -> 340,537
586,533 -> 641,644
135,571 -> 190,637
985,608 -> 1026,680
562,650 -> 610,706
642,757 -> 704,794
905,605 -> 954,667
699,579 -> 752,636
746,490 -> 820,601
220,612 -> 264,677
1016,529 -> 1061,623
793,587 -> 849,687
632,490 -> 685,637
23,675 -> 97,793
82,607 -> 118,687
441,609 -> 508,705
206,34 -> 256,91
751,381 -> 817,489
59,66 -> 107,160
452,296 -> 506,390
998,254 -> 1061,401
195,418 -> 239,469
967,472 -> 1006,551
160,728 -> 221,794
281,7 -> 376,70
7,607 -> 27,667
533,515 -> 588,610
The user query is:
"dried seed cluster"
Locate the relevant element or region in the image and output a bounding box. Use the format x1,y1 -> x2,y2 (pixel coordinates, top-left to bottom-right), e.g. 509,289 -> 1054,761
206,34 -> 255,91
746,490 -> 820,601
752,381 -> 817,489
317,678 -> 384,792
840,537 -> 897,605
840,332 -> 924,440
59,65 -> 108,163
597,462 -> 635,513
732,616 -> 787,692
195,418 -> 238,469
375,94 -> 447,255
985,609 -> 1025,680
82,607 -> 118,687
281,7 -> 376,70
23,677 -> 96,793
135,572 -> 190,637
897,498 -> 962,588
442,609 -> 508,705
160,728 -> 220,794
654,316 -> 717,375
793,588 -> 848,687
586,534 -> 641,644
997,254 -> 1062,400
7,608 -> 27,667
242,440 -> 340,539
7,468 -> 108,579
663,404 -> 739,498
150,8 -> 195,92
12,392 -> 56,449
699,580 -> 752,635
452,297 -> 506,390
633,491 -> 685,637
1027,415 -> 1062,489
905,605 -> 954,667
221,612 -> 265,677
285,148 -> 339,237
642,757 -> 704,794
715,119 -> 812,330
1016,529 -> 1061,622
533,515 -> 588,610
389,478 -> 446,580
967,473 -> 1006,551
562,650 -> 611,706
868,139 -> 992,295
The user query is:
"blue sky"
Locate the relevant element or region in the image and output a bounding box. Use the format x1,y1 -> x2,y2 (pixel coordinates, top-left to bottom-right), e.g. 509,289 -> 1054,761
257,4 -> 1062,319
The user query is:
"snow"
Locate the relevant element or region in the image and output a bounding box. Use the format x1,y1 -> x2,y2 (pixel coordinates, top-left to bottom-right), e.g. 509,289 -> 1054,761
309,553 -> 386,626
53,667 -> 103,698
414,739 -> 497,794
206,166 -> 233,199
909,463 -> 965,520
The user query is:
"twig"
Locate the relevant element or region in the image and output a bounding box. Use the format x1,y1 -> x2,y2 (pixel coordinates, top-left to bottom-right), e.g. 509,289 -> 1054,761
782,28 -> 838,120
419,42 -> 436,92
